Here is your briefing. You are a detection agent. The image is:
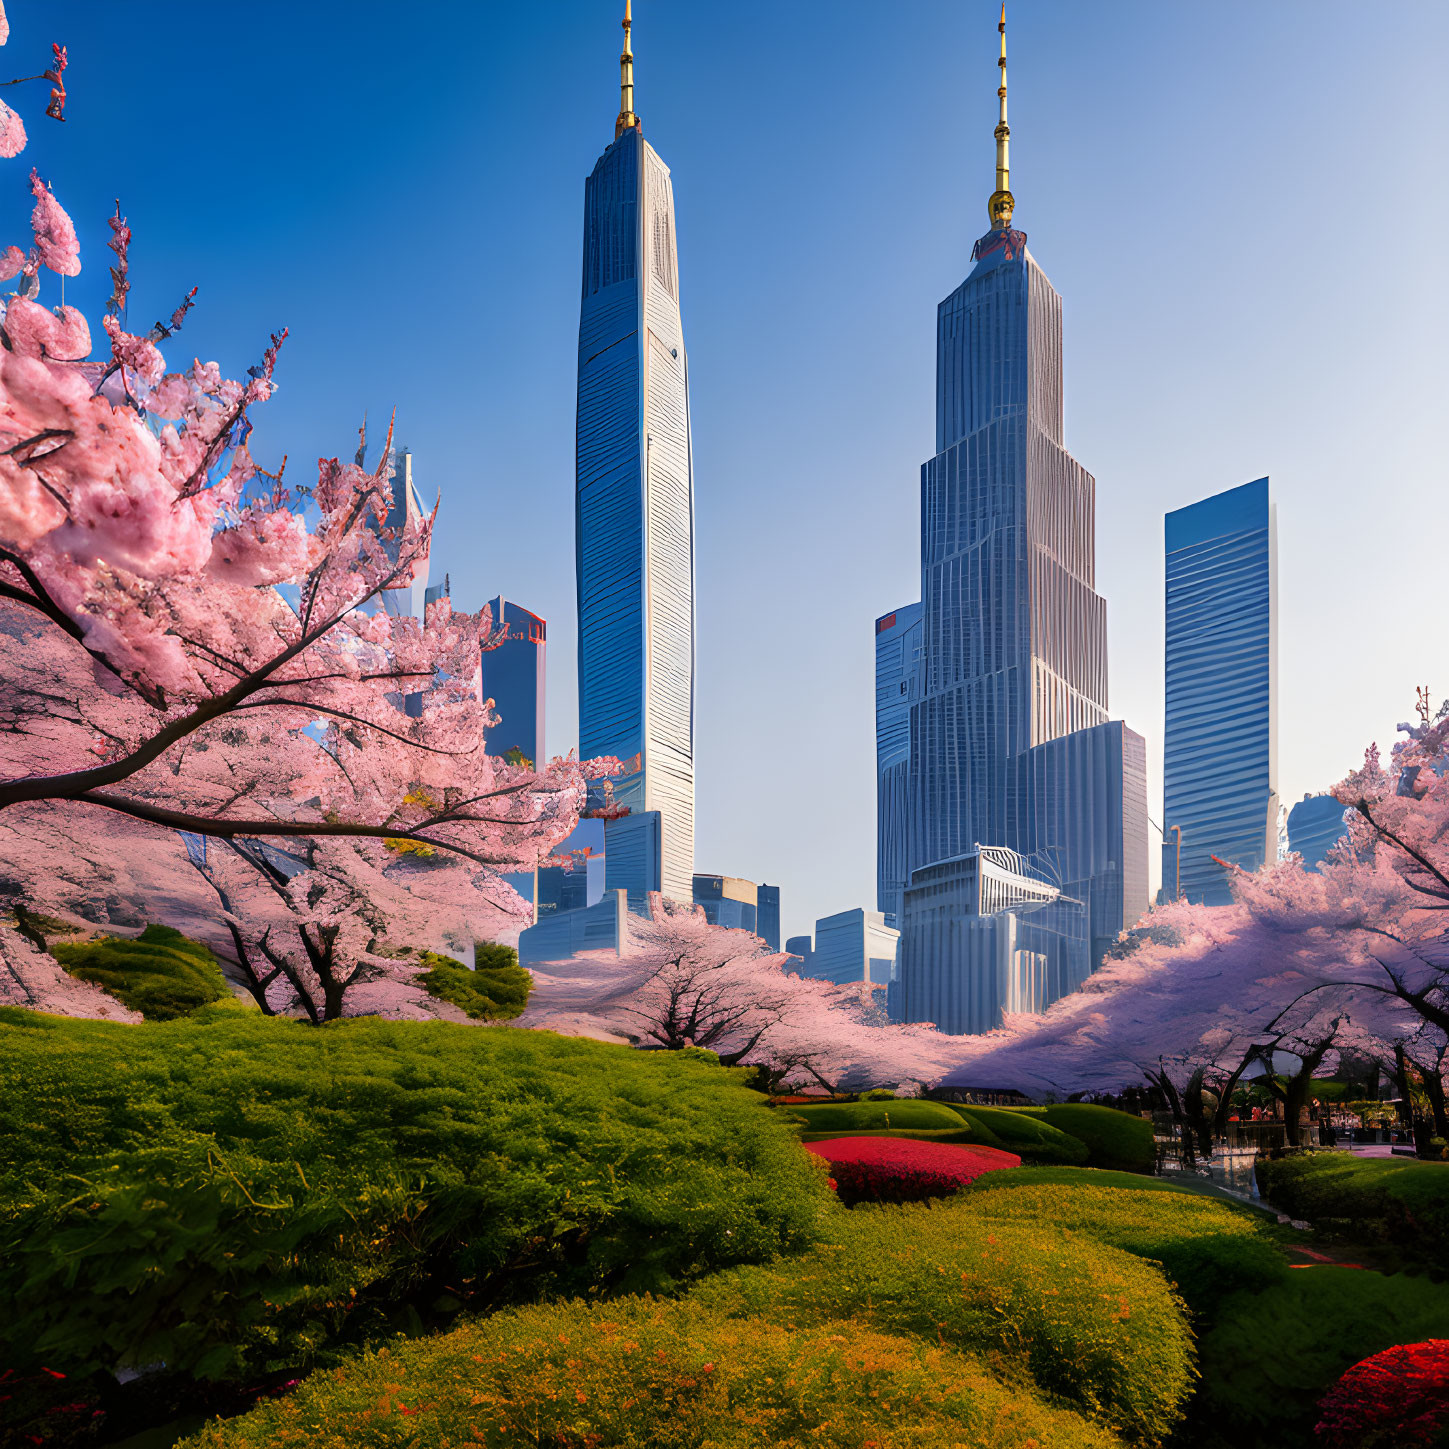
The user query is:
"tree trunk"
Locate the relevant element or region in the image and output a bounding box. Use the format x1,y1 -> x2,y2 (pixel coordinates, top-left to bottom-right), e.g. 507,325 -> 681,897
1422,1067 -> 1448,1141
1395,1045 -> 1415,1128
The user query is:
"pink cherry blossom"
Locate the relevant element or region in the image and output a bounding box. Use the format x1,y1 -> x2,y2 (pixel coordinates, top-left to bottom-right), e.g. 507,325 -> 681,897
27,169 -> 78,275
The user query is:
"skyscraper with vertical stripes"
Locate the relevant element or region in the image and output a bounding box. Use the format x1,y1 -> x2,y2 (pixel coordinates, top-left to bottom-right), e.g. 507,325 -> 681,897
575,2 -> 695,906
895,8 -> 1149,1035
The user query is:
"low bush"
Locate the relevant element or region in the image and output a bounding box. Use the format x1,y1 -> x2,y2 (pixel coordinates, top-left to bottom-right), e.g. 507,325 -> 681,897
962,1168 -> 1289,1319
694,1195 -> 1196,1442
50,924 -> 231,1021
1041,1104 -> 1155,1174
946,1103 -> 1090,1165
0,1010 -> 830,1386
1194,1268 -> 1449,1445
1257,1152 -> 1449,1270
414,945 -> 531,1020
179,1297 -> 1121,1449
804,1137 -> 1020,1204
1315,1339 -> 1449,1449
785,1097 -> 975,1134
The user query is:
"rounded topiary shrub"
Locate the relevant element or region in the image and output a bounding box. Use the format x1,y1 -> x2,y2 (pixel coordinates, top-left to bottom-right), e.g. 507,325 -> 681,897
178,1298 -> 1123,1449
1315,1339 -> 1449,1448
947,1104 -> 1090,1165
50,924 -> 232,1020
1041,1103 -> 1155,1174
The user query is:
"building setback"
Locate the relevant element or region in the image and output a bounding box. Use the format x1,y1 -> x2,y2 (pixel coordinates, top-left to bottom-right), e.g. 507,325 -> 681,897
1161,478 -> 1278,904
896,10 -> 1149,1037
876,603 -> 923,928
575,1 -> 695,908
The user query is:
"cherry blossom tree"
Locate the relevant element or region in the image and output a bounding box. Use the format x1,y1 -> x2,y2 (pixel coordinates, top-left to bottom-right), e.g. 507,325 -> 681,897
521,895 -> 982,1091
0,5 -> 68,161
0,175 -> 613,1019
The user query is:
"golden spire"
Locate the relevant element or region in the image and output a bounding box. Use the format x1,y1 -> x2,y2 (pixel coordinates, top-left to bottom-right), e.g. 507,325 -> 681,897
615,0 -> 640,139
988,3 -> 1015,229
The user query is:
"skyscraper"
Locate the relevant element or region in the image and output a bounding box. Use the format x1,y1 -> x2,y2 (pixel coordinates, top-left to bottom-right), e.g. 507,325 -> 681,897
875,603 -> 923,928
756,883 -> 781,952
576,1 -> 695,906
692,875 -> 758,933
1161,478 -> 1278,904
896,9 -> 1149,1035
480,598 -> 546,771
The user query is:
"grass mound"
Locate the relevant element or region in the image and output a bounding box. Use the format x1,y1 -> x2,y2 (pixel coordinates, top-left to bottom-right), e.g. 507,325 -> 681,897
963,1167 -> 1289,1318
946,1103 -> 1090,1164
50,924 -> 231,1020
1041,1104 -> 1155,1173
0,1011 -> 830,1384
693,1193 -> 1194,1442
786,1098 -> 975,1134
179,1297 -> 1121,1449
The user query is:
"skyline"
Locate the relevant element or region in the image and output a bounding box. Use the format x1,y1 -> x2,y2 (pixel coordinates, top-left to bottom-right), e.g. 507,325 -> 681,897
10,1 -> 1446,944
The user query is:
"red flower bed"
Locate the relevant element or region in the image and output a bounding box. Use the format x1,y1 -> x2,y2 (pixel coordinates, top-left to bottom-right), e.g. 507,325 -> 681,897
804,1136 -> 1020,1205
1315,1339 -> 1449,1448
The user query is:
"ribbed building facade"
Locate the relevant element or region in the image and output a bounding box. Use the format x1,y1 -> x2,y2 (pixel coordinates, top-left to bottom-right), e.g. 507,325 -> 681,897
895,221 -> 1149,1035
1161,478 -> 1277,905
575,123 -> 696,905
875,602 -> 923,927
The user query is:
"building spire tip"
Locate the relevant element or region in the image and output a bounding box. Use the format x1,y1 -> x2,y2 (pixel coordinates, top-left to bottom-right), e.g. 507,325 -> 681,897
987,2 -> 1015,229
615,0 -> 640,139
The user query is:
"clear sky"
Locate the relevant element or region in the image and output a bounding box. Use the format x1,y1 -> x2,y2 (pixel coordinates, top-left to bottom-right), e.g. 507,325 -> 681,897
8,2 -> 1446,946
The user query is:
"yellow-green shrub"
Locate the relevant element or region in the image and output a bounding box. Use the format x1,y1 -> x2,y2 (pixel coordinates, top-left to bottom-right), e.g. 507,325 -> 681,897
693,1196 -> 1194,1443
51,924 -> 230,1020
180,1298 -> 1122,1449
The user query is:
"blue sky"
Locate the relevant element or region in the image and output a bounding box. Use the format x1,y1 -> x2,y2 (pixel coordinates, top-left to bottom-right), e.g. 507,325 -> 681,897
7,2 -> 1447,945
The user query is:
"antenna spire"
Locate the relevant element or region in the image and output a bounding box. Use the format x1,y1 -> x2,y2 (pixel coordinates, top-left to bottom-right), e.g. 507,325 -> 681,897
988,3 -> 1015,229
615,0 -> 640,139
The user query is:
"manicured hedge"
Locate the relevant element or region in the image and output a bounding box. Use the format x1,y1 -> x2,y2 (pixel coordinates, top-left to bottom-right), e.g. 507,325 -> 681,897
785,1098 -> 974,1134
804,1137 -> 1020,1204
694,1195 -> 1195,1442
1041,1104 -> 1155,1174
415,944 -> 532,1020
0,1010 -> 830,1384
945,1103 -> 1090,1165
50,924 -> 232,1020
179,1298 -> 1121,1449
962,1168 -> 1288,1318
1315,1339 -> 1449,1449
1194,1268 -> 1449,1444
1257,1152 -> 1449,1270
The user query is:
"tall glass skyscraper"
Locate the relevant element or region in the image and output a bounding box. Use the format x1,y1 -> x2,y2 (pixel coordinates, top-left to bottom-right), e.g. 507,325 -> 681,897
896,10 -> 1149,1035
1161,478 -> 1278,904
875,602 -> 923,927
575,3 -> 695,905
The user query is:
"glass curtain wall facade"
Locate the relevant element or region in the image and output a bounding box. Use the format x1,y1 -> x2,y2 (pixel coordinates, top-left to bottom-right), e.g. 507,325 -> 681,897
876,602 -> 923,927
756,883 -> 781,952
479,597 -> 546,771
1287,793 -> 1350,870
897,222 -> 1149,1035
1161,478 -> 1277,904
576,125 -> 696,905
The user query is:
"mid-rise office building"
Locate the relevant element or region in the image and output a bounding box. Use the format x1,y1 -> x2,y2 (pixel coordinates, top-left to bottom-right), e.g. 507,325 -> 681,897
692,875 -> 757,933
876,603 -> 923,928
575,1 -> 695,908
480,598 -> 546,771
784,934 -> 815,973
1161,478 -> 1278,904
756,883 -> 781,952
808,907 -> 900,987
1287,793 -> 1349,870
895,11 -> 1149,1036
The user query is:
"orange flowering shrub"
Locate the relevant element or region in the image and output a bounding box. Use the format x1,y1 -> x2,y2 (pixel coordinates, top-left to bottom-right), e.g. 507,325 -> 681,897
178,1298 -> 1121,1448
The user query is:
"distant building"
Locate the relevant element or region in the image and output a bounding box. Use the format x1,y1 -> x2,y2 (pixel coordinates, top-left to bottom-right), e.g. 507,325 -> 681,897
536,819 -> 607,919
1161,477 -> 1278,904
575,5 -> 695,908
518,889 -> 630,966
784,934 -> 814,973
481,598 -> 546,770
379,446 -> 431,622
876,603 -> 923,928
692,875 -> 757,933
1287,793 -> 1350,870
804,908 -> 900,987
894,11 -> 1149,1036
756,883 -> 781,952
